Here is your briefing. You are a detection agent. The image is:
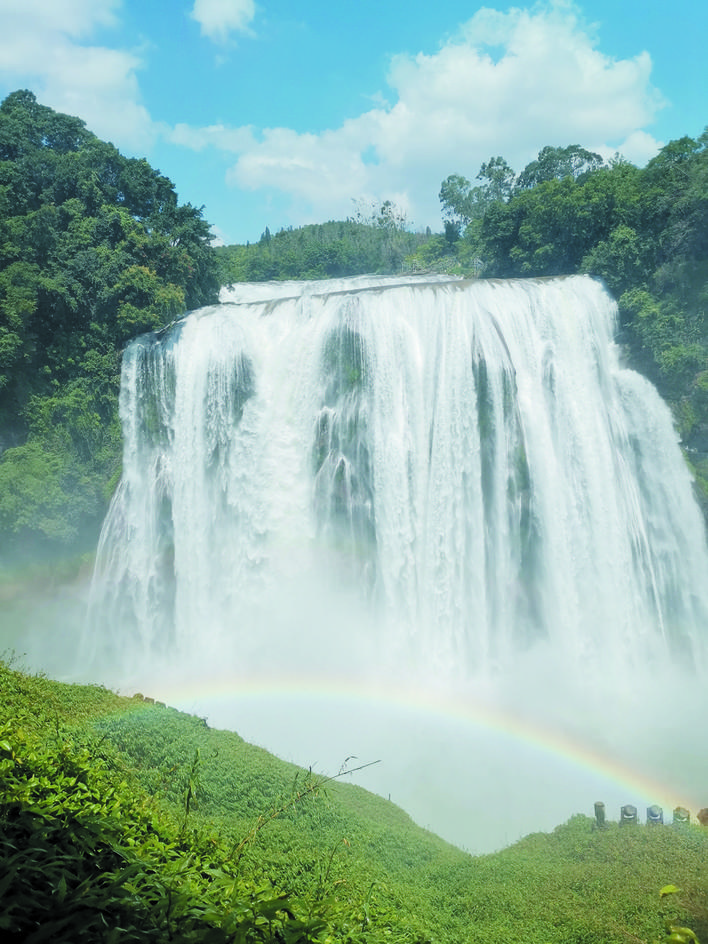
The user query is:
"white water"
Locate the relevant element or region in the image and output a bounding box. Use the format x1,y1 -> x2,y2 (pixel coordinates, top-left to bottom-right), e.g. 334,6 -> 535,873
84,274 -> 708,852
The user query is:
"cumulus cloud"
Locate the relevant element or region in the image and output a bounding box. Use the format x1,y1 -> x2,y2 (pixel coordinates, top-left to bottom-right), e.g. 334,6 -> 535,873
382,5 -> 662,160
610,129 -> 666,166
189,3 -> 665,230
0,0 -> 668,234
189,0 -> 256,44
0,0 -> 154,152
0,0 -> 120,38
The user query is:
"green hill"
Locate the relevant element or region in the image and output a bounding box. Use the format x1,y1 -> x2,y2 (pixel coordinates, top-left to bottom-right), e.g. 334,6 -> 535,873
2,659 -> 707,943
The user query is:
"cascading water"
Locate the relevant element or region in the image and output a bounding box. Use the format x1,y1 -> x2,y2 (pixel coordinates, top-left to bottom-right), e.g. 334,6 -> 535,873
86,273 -> 708,852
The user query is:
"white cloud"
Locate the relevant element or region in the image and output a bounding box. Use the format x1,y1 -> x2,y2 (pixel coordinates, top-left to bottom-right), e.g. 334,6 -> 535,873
0,0 -> 155,153
208,224 -> 229,246
170,121 -> 256,153
611,129 -> 665,166
189,0 -> 256,44
186,3 -> 665,230
0,0 -> 120,38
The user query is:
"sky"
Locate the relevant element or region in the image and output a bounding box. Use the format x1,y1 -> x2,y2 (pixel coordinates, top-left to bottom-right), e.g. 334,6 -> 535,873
0,0 -> 706,246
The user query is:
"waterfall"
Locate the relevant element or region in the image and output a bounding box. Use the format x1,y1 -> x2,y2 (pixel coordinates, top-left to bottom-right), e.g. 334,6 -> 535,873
84,272 -> 708,852
87,274 -> 708,679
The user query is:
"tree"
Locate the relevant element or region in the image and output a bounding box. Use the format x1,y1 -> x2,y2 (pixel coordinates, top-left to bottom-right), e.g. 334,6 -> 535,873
0,90 -> 220,561
439,174 -> 475,229
217,210 -> 426,283
439,159 -> 516,232
516,144 -> 605,190
477,156 -> 516,202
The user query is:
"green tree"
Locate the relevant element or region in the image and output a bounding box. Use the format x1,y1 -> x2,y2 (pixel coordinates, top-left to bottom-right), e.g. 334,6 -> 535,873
218,211 -> 427,284
439,158 -> 516,232
516,144 -> 605,190
441,132 -> 708,501
0,90 -> 220,562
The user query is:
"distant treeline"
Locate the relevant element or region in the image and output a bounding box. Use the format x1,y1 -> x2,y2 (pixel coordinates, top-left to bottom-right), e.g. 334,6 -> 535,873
1,88 -> 707,564
216,202 -> 430,283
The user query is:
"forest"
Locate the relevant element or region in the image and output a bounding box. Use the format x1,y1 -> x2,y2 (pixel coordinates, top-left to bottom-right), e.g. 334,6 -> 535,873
0,90 -> 220,566
1,89 -> 707,561
2,90 -> 708,943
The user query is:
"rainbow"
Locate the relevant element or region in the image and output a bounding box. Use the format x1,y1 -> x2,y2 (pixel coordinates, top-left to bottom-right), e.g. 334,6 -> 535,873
139,669 -> 701,820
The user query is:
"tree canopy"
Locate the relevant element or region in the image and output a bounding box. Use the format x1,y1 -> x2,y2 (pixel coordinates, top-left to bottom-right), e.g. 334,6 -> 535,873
436,136 -> 708,508
0,90 -> 219,562
216,201 -> 427,284
3,89 -> 708,560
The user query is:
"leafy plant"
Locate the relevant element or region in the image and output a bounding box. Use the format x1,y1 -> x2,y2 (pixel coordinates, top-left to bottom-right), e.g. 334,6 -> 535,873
0,717 -> 333,942
3,647 -> 708,944
658,885 -> 702,944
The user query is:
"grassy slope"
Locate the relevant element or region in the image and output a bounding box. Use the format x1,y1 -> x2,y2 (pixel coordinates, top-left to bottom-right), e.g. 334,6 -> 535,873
2,662 -> 707,943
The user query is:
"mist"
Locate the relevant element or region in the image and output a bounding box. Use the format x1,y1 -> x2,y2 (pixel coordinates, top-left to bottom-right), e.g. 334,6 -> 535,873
6,273 -> 708,856
7,574 -> 708,855
143,657 -> 708,854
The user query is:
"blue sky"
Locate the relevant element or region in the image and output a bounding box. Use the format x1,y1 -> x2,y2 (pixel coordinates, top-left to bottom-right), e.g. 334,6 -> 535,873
0,0 -> 706,245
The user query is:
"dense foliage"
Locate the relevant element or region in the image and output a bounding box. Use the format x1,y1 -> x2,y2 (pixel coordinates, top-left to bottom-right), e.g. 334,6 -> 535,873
434,139 -> 708,505
0,666 -> 340,942
216,203 -> 429,284
0,91 -> 219,564
2,660 -> 708,943
2,88 -> 708,562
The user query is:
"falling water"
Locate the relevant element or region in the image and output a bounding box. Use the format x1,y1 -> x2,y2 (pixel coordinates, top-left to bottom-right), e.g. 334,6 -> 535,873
86,274 -> 708,851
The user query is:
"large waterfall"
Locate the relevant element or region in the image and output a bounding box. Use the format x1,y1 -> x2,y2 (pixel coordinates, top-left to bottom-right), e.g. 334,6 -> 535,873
87,274 -> 708,851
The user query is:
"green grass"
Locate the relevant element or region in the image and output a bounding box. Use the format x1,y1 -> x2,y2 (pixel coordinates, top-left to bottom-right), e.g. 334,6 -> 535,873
2,660 -> 707,943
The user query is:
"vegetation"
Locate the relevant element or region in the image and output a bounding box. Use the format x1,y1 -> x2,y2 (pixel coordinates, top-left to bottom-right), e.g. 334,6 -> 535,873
215,201 -> 429,284
434,138 -> 708,508
2,659 -> 708,943
0,90 -> 219,565
2,90 -> 708,561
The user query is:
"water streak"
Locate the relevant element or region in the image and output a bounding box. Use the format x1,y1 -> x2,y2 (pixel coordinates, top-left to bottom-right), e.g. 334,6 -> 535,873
87,274 -> 708,681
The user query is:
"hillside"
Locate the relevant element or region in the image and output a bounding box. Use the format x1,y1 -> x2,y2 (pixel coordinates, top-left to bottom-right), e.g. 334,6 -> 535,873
2,660 -> 707,943
215,207 -> 430,283
2,92 -> 708,564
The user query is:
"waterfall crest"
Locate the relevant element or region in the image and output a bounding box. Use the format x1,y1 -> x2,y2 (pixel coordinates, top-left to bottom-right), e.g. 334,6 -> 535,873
87,274 -> 708,681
